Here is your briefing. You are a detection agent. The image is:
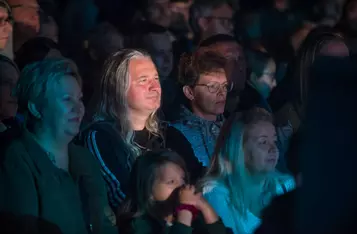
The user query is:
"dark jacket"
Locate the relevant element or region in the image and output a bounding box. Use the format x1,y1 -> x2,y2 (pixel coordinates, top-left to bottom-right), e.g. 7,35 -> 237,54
127,213 -> 231,234
0,129 -> 116,234
165,126 -> 205,184
0,118 -> 22,157
77,120 -> 165,211
236,83 -> 272,113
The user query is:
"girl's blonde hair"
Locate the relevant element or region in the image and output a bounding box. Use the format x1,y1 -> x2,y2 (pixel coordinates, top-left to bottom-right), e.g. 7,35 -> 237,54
201,108 -> 275,218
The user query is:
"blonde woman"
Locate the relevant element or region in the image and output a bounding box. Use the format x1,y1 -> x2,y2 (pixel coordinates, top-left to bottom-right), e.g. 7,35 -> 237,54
78,49 -> 164,212
200,108 -> 295,234
1,59 -> 115,234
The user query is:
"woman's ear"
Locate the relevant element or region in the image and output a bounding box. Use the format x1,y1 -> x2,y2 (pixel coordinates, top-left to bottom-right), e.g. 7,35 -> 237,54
28,102 -> 41,119
183,85 -> 194,101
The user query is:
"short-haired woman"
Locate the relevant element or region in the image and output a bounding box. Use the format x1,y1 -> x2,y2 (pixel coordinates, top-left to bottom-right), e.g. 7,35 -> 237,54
0,59 -> 116,234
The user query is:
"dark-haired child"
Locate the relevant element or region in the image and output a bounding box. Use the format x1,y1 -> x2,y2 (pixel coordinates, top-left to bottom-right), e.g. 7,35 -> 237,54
118,150 -> 231,234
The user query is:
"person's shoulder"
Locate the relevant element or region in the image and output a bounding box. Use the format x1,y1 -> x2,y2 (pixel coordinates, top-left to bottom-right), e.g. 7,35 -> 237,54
202,179 -> 229,196
78,120 -> 126,146
0,138 -> 28,168
69,143 -> 94,159
81,120 -> 118,136
69,143 -> 102,172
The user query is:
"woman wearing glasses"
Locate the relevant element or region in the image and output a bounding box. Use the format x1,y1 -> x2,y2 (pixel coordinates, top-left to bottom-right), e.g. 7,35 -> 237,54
166,51 -> 231,183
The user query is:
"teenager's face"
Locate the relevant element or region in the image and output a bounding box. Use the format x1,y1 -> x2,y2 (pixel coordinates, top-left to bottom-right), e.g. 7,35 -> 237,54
152,162 -> 185,202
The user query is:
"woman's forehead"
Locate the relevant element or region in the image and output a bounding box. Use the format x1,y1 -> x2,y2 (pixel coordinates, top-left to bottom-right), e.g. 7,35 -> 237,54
247,121 -> 275,136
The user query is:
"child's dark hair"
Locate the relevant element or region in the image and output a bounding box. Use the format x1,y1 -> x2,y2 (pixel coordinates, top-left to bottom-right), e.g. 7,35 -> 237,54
117,150 -> 189,229
246,49 -> 274,78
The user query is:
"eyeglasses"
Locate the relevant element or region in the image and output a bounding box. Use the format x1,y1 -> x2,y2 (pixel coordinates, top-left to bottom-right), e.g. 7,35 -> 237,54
195,82 -> 233,93
0,16 -> 13,26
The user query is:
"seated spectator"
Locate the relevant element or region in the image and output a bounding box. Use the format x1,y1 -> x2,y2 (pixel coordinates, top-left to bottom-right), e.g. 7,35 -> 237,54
200,108 -> 295,234
77,49 -> 165,212
197,34 -> 247,115
236,49 -> 276,113
190,0 -> 234,45
0,59 -> 115,234
0,54 -> 20,154
166,51 -> 229,182
0,0 -> 13,57
7,0 -> 40,52
117,150 -> 230,234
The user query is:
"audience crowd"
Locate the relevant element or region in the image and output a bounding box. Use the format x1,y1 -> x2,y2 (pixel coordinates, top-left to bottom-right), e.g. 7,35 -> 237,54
0,0 -> 357,233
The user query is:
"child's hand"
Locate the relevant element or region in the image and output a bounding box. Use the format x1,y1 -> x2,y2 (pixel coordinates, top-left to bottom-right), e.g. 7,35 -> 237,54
195,196 -> 210,212
179,185 -> 202,207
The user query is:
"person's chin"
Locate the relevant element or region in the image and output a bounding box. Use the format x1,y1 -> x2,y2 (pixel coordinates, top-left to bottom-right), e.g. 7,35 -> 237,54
66,129 -> 80,137
214,104 -> 225,114
0,41 -> 6,49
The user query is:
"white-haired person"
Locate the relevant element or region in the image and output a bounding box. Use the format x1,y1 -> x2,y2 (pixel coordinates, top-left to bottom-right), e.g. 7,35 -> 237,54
77,49 -> 164,212
0,58 -> 116,234
200,108 -> 295,234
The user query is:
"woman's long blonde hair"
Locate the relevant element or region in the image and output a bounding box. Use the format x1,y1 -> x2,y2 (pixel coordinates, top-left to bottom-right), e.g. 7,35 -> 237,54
200,108 -> 276,218
91,49 -> 161,154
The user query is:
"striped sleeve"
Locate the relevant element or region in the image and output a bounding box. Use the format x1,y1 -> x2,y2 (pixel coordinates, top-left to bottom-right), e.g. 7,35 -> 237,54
85,130 -> 126,210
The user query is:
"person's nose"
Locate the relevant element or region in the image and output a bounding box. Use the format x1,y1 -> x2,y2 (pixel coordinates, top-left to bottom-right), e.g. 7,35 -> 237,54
149,78 -> 161,91
269,141 -> 278,154
74,100 -> 85,116
4,22 -> 12,33
272,79 -> 277,89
